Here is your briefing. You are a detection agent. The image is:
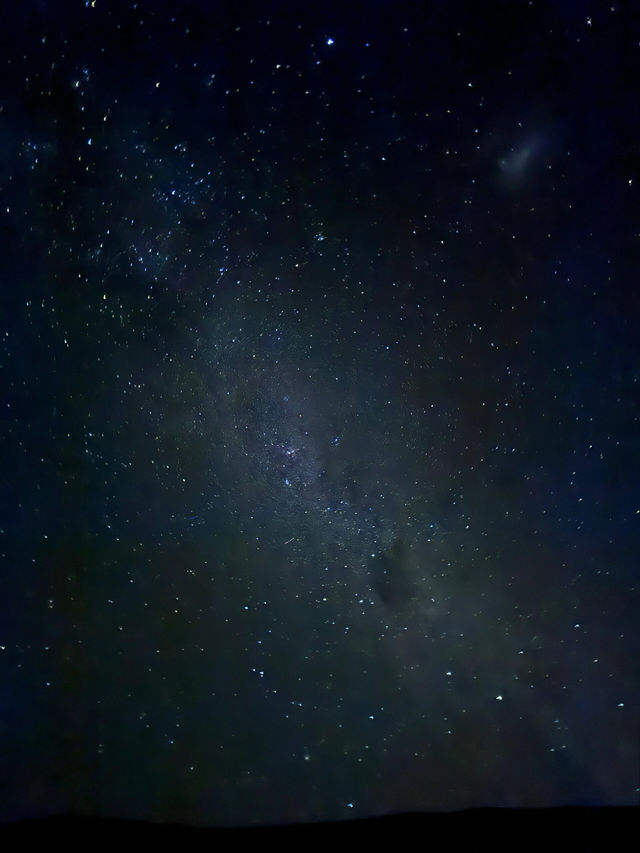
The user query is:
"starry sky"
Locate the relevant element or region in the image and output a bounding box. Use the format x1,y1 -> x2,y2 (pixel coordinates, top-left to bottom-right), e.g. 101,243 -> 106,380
1,0 -> 638,827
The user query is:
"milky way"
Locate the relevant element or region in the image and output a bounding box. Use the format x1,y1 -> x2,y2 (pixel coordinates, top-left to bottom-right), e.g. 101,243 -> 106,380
200,303 -> 424,598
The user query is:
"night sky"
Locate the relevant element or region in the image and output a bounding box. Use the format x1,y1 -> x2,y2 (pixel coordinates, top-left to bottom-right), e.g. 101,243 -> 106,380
1,0 -> 638,828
